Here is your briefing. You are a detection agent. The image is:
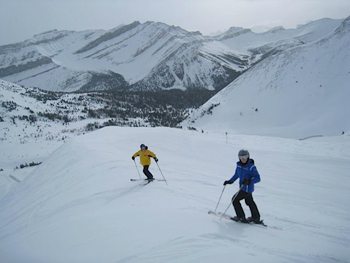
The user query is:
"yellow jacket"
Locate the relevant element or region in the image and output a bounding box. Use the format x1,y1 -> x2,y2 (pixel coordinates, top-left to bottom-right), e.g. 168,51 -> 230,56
132,149 -> 157,166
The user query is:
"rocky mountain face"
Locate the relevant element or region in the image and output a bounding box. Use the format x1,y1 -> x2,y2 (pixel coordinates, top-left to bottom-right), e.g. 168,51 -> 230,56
0,19 -> 342,92
0,22 -> 244,92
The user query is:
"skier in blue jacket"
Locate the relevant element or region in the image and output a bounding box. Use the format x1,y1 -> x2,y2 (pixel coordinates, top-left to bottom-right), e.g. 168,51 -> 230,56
223,149 -> 261,223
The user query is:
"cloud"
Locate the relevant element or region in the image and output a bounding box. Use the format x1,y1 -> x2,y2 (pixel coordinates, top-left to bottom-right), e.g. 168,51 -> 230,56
0,0 -> 349,45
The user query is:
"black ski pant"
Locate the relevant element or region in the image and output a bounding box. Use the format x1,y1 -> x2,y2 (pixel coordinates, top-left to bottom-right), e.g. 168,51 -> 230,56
232,190 -> 260,220
143,165 -> 154,179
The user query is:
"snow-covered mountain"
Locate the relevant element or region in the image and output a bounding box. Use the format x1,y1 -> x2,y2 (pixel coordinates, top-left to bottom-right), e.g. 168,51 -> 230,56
217,18 -> 341,55
184,16 -> 350,138
0,127 -> 349,263
0,19 -> 343,92
0,21 -> 247,92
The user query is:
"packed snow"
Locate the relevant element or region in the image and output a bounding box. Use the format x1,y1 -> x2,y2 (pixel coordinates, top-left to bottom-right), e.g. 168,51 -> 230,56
0,127 -> 349,263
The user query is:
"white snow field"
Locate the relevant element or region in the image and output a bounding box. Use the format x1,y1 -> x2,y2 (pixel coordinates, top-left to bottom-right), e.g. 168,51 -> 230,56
0,127 -> 349,263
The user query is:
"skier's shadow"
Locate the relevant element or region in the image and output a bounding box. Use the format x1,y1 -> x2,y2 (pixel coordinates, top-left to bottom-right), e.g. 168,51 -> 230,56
93,184 -> 143,204
212,216 -> 246,237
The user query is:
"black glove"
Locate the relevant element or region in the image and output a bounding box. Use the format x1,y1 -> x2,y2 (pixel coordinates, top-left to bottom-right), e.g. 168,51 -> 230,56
243,178 -> 251,185
132,156 -> 135,160
223,180 -> 231,185
154,157 -> 158,162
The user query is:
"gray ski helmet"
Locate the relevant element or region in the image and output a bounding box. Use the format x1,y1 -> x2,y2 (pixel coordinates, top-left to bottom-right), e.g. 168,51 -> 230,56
238,149 -> 250,158
140,144 -> 147,149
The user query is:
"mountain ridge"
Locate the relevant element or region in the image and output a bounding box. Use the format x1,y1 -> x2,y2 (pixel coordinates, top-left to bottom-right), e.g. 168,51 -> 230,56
0,18 -> 343,92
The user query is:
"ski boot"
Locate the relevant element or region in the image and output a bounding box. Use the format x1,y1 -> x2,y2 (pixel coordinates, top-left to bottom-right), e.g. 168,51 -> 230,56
247,217 -> 263,224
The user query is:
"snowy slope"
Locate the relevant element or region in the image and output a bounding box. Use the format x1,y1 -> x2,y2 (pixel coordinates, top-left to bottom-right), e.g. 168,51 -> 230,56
0,77 -> 210,146
0,79 -> 103,143
184,17 -> 350,138
0,79 -> 154,145
0,127 -> 349,263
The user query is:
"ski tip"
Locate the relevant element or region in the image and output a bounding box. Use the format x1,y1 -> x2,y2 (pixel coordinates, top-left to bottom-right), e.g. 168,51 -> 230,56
260,221 -> 268,227
253,220 -> 267,227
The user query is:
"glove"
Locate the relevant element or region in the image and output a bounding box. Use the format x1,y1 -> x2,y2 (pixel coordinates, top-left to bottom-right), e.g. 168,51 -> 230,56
223,180 -> 231,185
243,178 -> 251,185
132,156 -> 135,160
154,157 -> 158,162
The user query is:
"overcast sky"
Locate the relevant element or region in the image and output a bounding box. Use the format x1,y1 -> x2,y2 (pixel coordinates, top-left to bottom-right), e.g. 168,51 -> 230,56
0,0 -> 349,45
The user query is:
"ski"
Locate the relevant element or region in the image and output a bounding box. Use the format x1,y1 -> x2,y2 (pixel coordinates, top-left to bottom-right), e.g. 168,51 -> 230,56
142,180 -> 153,186
130,178 -> 166,186
130,178 -> 166,182
208,210 -> 268,227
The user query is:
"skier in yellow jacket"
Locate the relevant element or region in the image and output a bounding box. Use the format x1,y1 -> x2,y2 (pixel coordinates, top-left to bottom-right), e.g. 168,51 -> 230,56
132,144 -> 158,181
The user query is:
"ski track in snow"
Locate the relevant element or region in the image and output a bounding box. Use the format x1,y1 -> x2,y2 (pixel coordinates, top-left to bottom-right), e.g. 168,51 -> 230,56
0,127 -> 349,263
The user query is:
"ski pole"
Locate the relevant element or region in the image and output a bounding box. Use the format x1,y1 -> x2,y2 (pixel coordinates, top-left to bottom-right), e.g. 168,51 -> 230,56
222,201 -> 232,219
214,185 -> 226,213
155,161 -> 168,185
133,160 -> 142,179
221,186 -> 243,219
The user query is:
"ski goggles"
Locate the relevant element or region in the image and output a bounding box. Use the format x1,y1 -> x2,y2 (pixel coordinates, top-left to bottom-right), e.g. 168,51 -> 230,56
239,155 -> 249,160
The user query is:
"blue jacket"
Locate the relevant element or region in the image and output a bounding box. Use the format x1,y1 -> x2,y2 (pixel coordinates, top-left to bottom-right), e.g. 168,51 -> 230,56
227,159 -> 261,193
